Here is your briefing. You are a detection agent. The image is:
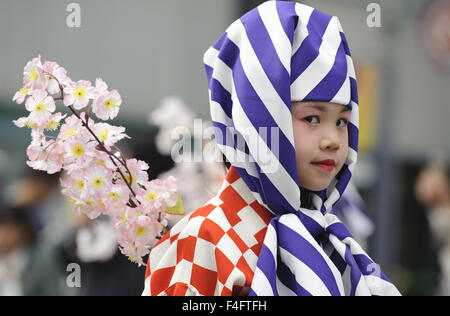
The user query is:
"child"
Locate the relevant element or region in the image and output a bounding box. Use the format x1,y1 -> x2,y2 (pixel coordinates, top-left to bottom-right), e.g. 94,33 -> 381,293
143,1 -> 401,296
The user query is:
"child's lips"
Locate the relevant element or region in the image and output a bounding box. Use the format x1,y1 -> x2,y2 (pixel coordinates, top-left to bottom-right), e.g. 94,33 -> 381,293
311,159 -> 336,172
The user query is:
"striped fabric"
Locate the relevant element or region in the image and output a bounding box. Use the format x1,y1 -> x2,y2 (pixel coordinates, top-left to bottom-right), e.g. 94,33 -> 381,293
203,1 -> 400,295
331,181 -> 375,246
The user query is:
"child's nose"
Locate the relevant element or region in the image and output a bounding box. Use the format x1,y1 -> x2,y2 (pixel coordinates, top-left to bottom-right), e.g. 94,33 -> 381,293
319,130 -> 340,151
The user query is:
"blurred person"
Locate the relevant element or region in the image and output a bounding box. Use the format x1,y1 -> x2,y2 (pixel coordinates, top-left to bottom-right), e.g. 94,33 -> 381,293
415,164 -> 450,295
2,169 -> 80,295
57,214 -> 146,296
0,204 -> 66,295
4,169 -> 74,248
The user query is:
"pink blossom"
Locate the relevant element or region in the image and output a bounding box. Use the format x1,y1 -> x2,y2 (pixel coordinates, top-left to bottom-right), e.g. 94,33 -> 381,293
63,80 -> 94,110
60,171 -> 88,201
76,196 -> 105,219
137,177 -> 180,215
117,238 -> 149,267
103,184 -> 130,215
117,158 -> 149,191
110,206 -> 131,227
19,112 -> 67,134
86,166 -> 112,193
23,55 -> 46,90
61,173 -> 107,219
30,129 -> 46,145
57,114 -> 84,140
93,90 -> 122,120
131,215 -> 163,248
25,89 -> 55,125
62,163 -> 114,210
45,112 -> 67,131
136,180 -> 165,214
92,122 -> 130,148
26,143 -> 46,162
46,148 -> 64,174
87,150 -> 117,172
26,139 -> 63,174
93,78 -> 108,100
63,134 -> 97,167
160,176 -> 179,207
43,61 -> 71,94
113,207 -> 163,266
13,116 -> 35,129
12,86 -> 31,104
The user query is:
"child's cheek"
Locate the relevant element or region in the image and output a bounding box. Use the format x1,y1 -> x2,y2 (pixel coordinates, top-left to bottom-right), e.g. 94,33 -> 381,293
338,144 -> 349,170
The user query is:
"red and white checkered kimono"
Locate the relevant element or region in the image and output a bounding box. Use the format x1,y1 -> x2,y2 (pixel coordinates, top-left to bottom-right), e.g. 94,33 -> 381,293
142,166 -> 274,296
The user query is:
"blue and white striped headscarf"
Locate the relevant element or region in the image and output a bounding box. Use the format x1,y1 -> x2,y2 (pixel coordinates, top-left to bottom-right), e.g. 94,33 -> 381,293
204,1 -> 400,296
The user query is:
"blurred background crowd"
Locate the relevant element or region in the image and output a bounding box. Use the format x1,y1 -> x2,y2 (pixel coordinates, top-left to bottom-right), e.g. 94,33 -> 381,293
0,0 -> 449,295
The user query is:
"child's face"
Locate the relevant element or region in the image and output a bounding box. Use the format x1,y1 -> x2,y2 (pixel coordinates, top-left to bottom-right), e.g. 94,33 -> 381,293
291,101 -> 350,191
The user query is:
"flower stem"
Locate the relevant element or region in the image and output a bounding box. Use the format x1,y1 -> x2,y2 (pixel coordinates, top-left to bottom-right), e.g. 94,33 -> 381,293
45,71 -> 140,206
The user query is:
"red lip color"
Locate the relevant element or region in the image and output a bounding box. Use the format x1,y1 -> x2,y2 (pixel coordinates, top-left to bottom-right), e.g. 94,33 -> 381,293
312,159 -> 335,172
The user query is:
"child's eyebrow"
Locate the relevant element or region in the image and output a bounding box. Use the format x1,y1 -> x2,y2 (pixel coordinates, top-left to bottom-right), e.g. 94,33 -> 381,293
302,104 -> 326,111
301,104 -> 351,113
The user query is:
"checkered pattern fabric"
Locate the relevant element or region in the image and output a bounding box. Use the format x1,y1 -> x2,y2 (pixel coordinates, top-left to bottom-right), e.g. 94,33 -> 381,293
142,166 -> 274,296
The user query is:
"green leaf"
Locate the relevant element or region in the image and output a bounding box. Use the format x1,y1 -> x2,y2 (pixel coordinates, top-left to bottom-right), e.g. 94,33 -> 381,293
164,196 -> 185,215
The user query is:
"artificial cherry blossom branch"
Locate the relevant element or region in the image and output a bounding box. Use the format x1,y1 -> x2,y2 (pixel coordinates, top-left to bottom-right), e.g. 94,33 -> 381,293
45,70 -> 139,204
13,55 -> 185,266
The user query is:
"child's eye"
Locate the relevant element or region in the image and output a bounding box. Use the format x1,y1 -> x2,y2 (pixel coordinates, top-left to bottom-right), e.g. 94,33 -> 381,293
303,116 -> 319,124
337,118 -> 348,127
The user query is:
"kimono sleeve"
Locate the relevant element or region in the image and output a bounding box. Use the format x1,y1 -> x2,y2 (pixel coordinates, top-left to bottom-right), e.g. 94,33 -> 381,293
142,215 -> 220,296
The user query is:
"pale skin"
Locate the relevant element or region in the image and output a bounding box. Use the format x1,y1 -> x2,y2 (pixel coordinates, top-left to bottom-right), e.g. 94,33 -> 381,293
291,101 -> 351,191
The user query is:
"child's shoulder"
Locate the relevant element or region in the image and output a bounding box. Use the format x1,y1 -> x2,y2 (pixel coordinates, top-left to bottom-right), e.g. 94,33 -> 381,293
151,193 -> 274,263
155,198 -> 241,251
145,194 -> 275,296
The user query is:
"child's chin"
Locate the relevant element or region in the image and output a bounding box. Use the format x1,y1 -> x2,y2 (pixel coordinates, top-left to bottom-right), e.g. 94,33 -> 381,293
299,182 -> 329,192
